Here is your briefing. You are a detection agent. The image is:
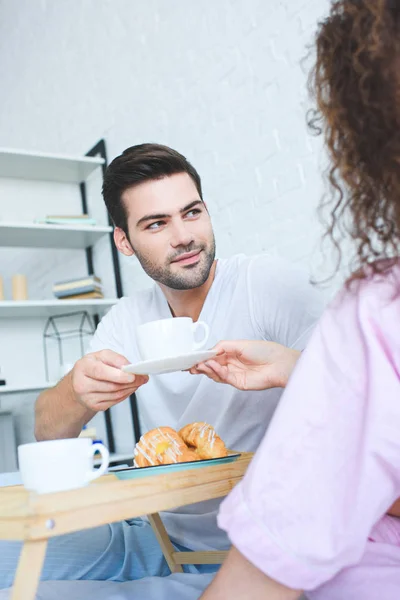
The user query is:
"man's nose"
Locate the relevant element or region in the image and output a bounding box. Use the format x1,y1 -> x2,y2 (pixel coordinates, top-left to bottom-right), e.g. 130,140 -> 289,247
170,220 -> 194,248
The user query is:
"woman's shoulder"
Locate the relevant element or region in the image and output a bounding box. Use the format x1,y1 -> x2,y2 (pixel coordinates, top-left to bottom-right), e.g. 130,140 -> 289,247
333,260 -> 400,310
325,260 -> 400,350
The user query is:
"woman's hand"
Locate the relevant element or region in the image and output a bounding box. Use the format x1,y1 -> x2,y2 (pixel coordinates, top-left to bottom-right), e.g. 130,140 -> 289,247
200,546 -> 302,600
388,498 -> 400,518
190,340 -> 300,391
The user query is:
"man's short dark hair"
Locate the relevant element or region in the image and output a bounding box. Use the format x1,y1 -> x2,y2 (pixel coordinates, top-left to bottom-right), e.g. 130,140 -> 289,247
102,143 -> 203,234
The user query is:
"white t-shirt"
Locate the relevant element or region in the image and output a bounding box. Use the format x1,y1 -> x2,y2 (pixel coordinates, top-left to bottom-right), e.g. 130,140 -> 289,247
88,254 -> 323,550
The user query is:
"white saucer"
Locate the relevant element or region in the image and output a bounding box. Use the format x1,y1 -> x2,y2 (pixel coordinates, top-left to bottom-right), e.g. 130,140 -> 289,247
122,349 -> 218,376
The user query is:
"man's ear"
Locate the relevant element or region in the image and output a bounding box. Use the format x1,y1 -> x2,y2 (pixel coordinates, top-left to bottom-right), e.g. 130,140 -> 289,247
114,227 -> 135,257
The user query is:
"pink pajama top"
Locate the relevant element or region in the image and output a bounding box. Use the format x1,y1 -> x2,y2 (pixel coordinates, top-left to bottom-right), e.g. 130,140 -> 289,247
218,268 -> 400,598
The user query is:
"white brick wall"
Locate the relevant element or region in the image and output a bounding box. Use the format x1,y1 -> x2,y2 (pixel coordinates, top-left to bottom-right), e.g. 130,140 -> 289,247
0,0 -> 347,454
0,0 -> 342,294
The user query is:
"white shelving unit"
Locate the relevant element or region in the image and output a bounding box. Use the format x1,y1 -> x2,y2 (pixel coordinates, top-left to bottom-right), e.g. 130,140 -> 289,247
0,222 -> 113,250
0,148 -> 104,183
0,141 -> 127,467
0,299 -> 117,318
0,146 -> 117,324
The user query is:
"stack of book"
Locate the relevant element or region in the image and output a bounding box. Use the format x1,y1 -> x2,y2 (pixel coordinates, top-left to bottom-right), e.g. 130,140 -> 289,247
35,214 -> 97,226
53,275 -> 103,300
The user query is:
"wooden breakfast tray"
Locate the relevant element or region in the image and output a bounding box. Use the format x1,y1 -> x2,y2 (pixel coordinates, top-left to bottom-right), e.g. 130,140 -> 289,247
0,452 -> 252,600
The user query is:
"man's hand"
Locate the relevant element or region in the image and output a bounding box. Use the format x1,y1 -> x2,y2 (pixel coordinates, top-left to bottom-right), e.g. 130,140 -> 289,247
71,349 -> 148,412
190,340 -> 300,391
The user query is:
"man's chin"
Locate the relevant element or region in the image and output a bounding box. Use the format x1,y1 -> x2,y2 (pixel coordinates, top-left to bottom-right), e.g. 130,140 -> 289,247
174,260 -> 203,271
181,263 -> 201,270
167,262 -> 212,290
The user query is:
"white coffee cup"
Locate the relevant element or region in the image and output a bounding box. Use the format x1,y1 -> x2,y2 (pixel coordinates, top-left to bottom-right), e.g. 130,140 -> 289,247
136,317 -> 210,361
18,438 -> 110,494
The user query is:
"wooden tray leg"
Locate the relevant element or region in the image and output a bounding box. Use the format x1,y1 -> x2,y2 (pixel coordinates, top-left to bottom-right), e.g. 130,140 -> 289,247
148,513 -> 183,573
11,539 -> 48,600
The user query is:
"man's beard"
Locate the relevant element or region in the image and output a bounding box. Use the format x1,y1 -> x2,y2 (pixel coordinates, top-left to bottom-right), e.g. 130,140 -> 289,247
134,237 -> 216,290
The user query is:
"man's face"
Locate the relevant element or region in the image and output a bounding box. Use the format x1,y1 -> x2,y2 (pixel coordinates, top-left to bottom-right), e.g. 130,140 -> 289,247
115,173 -> 216,290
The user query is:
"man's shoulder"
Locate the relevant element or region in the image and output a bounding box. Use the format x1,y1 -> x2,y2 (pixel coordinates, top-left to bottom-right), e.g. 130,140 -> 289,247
232,254 -> 322,319
221,253 -> 307,282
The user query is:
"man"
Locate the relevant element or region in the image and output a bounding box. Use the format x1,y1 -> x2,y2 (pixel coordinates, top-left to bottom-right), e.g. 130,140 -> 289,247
0,143 -> 323,593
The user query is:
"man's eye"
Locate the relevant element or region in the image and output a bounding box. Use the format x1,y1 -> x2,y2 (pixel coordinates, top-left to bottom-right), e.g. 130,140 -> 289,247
147,221 -> 165,230
186,209 -> 201,218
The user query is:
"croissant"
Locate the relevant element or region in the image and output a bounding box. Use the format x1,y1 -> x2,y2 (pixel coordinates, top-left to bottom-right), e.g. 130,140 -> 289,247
133,426 -> 199,467
178,422 -> 228,460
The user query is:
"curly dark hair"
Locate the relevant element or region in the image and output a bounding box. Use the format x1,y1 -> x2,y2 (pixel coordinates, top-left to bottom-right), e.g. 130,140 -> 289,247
308,0 -> 400,279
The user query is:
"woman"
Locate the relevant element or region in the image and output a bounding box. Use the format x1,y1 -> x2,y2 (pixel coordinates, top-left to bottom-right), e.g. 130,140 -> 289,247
194,1 -> 400,598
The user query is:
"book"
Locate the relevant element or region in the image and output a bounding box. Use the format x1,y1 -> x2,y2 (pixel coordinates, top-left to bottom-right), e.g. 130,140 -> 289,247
60,292 -> 104,300
53,275 -> 102,291
54,285 -> 103,296
54,285 -> 103,298
54,275 -> 101,285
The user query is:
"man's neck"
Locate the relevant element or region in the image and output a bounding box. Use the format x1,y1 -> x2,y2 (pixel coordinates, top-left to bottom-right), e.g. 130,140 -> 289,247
159,260 -> 218,322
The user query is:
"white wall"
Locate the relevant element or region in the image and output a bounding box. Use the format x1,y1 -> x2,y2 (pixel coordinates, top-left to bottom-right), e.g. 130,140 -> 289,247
0,0 -> 340,458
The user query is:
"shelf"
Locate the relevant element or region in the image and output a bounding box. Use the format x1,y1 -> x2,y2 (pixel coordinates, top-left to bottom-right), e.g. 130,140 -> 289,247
0,382 -> 56,394
0,148 -> 104,183
0,299 -> 118,318
0,222 -> 113,249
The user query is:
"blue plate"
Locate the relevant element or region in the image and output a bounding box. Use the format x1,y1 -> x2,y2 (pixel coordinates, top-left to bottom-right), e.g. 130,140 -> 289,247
112,453 -> 241,480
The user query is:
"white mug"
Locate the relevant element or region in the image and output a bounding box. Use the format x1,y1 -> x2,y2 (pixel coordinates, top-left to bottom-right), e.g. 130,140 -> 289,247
136,317 -> 210,361
18,438 -> 110,494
